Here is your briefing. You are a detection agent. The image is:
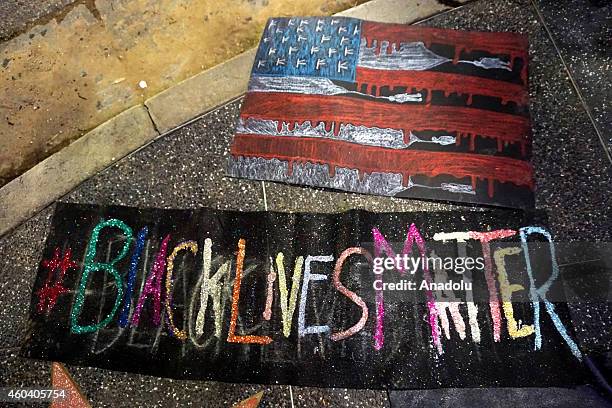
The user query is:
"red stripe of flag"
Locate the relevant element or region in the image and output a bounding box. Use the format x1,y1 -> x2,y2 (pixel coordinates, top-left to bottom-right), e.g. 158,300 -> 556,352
355,67 -> 528,106
362,22 -> 527,64
240,92 -> 531,156
230,133 -> 534,197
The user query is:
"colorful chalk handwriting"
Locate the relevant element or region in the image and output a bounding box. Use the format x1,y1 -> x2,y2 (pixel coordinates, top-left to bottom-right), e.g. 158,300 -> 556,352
23,204 -> 589,389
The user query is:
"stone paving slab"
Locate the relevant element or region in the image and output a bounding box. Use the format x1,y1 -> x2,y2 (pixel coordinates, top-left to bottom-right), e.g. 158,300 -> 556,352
0,105 -> 159,237
263,181 -> 468,213
63,106 -> 263,211
145,53 -> 253,134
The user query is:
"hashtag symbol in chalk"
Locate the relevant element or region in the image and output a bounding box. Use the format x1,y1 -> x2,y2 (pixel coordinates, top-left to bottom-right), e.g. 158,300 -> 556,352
36,247 -> 78,314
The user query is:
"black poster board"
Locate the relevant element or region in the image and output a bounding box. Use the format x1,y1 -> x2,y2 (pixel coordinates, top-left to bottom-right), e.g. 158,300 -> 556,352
22,203 -> 590,389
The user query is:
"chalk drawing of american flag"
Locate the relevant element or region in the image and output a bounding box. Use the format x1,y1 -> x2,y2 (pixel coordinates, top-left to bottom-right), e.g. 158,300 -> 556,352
228,17 -> 534,209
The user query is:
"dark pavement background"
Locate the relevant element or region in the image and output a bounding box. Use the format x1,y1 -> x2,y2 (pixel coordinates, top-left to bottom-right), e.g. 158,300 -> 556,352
536,0 -> 612,156
0,0 -> 80,41
0,0 -> 610,406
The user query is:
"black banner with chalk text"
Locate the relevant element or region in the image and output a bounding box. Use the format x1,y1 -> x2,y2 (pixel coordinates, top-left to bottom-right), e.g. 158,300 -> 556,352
21,203 -> 598,389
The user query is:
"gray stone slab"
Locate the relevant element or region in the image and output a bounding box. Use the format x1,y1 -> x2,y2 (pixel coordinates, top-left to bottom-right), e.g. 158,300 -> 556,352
1,354 -> 294,408
0,206 -> 54,349
336,0 -> 471,21
63,104 -> 262,211
0,105 -> 160,237
64,366 -> 293,408
145,52 -> 255,135
535,0 -> 612,156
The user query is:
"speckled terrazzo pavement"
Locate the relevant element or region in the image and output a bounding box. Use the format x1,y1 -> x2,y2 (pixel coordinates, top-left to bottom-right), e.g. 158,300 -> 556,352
1,0 -> 610,406
535,0 -> 612,156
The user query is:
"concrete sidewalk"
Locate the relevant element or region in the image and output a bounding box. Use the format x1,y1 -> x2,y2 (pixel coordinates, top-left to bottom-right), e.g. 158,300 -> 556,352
1,0 -> 611,406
